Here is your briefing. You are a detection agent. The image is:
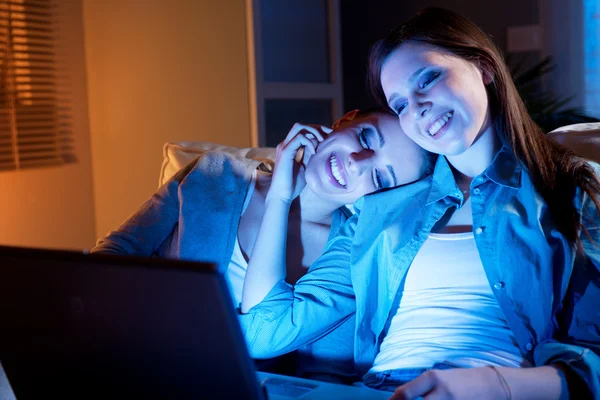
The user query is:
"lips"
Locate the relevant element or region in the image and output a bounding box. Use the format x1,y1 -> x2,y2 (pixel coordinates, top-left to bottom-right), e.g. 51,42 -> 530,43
425,111 -> 453,139
327,152 -> 347,188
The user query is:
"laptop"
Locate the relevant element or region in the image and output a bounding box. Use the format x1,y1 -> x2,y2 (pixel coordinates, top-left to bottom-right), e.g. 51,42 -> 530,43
0,245 -> 389,399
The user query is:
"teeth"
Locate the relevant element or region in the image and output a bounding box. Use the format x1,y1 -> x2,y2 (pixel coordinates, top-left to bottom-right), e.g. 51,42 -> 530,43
329,155 -> 346,187
428,112 -> 453,136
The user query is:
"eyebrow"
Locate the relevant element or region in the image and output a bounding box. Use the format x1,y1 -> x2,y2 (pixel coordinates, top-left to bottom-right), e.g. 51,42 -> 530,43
376,128 -> 385,147
387,165 -> 398,187
409,66 -> 427,84
373,128 -> 396,187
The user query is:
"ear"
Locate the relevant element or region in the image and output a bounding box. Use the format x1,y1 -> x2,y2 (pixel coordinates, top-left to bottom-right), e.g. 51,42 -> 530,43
332,109 -> 360,129
478,59 -> 494,85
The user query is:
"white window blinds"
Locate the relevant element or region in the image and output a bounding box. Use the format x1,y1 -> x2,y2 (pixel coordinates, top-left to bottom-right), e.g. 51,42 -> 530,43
0,0 -> 74,171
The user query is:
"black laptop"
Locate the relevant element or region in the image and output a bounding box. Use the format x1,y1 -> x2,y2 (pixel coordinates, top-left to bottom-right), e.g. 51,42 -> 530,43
0,245 -> 265,399
0,245 -> 390,400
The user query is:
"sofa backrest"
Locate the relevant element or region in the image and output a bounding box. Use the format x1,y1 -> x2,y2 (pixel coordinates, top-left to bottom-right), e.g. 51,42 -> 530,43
160,122 -> 600,187
159,142 -> 276,187
547,122 -> 600,163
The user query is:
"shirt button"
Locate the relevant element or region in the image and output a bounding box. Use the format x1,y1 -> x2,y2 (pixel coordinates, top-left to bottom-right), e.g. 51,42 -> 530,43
525,343 -> 533,351
475,227 -> 484,234
473,188 -> 481,195
493,281 -> 505,290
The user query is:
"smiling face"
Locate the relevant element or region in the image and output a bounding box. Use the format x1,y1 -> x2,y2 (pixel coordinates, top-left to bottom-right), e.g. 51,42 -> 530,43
380,43 -> 494,157
303,111 -> 427,206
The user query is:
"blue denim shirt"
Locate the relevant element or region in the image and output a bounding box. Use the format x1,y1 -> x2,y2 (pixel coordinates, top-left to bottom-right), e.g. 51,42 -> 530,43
239,147 -> 600,394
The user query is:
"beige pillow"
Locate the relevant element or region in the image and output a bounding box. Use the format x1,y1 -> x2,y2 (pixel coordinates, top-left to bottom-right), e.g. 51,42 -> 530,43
160,123 -> 600,187
548,123 -> 600,163
159,141 -> 277,187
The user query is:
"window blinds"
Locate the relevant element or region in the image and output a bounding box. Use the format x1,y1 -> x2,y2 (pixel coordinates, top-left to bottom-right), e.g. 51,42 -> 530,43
0,0 -> 75,171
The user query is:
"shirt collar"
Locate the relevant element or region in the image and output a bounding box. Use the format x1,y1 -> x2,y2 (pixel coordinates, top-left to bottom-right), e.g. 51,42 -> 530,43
485,146 -> 522,189
426,155 -> 459,205
425,146 -> 522,205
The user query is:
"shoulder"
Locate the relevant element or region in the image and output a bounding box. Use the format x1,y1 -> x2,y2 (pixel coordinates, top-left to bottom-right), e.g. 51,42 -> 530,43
358,176 -> 432,212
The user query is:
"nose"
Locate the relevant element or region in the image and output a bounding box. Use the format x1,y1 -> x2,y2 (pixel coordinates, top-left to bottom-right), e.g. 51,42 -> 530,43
347,149 -> 374,175
409,95 -> 431,119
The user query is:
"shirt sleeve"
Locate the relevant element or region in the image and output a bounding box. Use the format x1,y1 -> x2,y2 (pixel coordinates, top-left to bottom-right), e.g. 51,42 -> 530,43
238,212 -> 358,359
533,182 -> 600,397
90,158 -> 198,256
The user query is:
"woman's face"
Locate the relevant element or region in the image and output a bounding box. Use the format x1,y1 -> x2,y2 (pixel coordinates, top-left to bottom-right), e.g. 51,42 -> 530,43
304,112 -> 426,206
380,43 -> 493,157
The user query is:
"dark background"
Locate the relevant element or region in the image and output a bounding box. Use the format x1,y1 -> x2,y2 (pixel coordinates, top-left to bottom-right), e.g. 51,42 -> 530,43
340,0 -> 539,111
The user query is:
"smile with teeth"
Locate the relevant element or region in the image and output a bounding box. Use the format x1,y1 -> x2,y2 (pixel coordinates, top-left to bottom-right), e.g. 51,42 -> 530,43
329,153 -> 347,187
428,111 -> 453,136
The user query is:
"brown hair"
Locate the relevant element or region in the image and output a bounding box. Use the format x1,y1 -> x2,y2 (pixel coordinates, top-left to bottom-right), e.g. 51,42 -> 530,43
367,7 -> 600,250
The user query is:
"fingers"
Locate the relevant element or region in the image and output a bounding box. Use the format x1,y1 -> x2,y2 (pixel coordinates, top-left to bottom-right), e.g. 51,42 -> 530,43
390,371 -> 436,400
321,125 -> 334,134
277,132 -> 317,163
282,123 -> 330,147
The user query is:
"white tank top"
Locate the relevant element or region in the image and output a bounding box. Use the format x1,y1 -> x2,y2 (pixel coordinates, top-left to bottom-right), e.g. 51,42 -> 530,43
225,170 -> 257,307
369,231 -> 530,373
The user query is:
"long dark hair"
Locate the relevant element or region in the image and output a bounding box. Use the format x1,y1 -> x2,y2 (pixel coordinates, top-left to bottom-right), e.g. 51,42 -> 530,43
368,7 -> 600,251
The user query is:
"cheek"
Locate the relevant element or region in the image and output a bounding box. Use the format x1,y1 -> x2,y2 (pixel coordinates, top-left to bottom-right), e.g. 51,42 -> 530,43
460,88 -> 488,126
349,177 -> 373,199
399,116 -> 422,144
303,159 -> 320,186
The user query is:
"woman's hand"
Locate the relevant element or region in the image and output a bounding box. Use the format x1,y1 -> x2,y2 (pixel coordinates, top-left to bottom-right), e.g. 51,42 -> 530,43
267,123 -> 332,204
389,367 -> 507,400
241,122 -> 331,313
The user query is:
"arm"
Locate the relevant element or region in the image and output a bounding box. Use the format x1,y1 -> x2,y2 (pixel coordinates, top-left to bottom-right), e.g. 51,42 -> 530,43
530,183 -> 600,398
392,182 -> 600,400
241,123 -> 329,312
238,209 -> 358,359
91,158 -> 197,256
390,364 -> 570,400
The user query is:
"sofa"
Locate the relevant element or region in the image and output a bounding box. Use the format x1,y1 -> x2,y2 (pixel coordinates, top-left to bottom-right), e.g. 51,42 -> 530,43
160,123 -> 600,187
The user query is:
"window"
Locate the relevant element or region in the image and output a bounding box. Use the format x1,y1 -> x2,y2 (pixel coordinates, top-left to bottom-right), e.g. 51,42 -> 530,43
0,0 -> 75,171
247,0 -> 343,147
584,0 -> 600,118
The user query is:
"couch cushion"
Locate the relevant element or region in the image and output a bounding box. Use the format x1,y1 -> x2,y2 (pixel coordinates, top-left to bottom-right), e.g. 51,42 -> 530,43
548,122 -> 600,163
160,122 -> 600,187
159,142 -> 276,187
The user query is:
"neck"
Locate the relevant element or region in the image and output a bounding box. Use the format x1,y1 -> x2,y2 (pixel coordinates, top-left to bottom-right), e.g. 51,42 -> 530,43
295,186 -> 337,225
446,124 -> 501,183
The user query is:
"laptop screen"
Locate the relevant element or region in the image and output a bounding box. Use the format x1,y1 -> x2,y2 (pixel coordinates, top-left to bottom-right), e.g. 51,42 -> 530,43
0,245 -> 265,399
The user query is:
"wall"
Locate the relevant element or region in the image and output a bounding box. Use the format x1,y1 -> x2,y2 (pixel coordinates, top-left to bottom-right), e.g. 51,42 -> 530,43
83,0 -> 252,239
340,0 -> 539,111
539,0 -> 586,113
0,0 -> 96,251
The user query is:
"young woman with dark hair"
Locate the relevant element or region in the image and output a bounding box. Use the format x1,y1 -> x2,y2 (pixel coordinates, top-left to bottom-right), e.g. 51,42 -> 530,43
240,8 -> 600,399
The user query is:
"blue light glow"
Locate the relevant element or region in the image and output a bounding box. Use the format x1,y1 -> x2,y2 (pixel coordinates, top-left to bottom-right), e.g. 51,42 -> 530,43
584,0 -> 600,118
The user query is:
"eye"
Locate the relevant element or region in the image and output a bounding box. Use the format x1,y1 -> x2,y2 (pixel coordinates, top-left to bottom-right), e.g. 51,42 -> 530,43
395,102 -> 408,115
421,72 -> 440,89
359,129 -> 371,149
373,169 -> 383,190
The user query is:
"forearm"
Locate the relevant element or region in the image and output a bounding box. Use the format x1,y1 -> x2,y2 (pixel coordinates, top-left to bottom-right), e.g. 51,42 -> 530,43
239,218 -> 357,358
241,196 -> 291,313
493,364 -> 570,400
91,187 -> 180,255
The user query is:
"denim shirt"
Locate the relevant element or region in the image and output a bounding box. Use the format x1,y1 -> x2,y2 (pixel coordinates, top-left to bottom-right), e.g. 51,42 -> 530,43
92,151 -> 357,382
239,147 -> 600,394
